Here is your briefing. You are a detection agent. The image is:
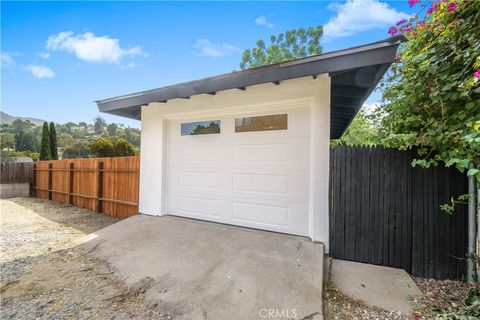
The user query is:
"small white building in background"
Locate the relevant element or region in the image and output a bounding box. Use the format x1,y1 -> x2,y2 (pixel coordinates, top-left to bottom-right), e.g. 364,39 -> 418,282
96,36 -> 403,250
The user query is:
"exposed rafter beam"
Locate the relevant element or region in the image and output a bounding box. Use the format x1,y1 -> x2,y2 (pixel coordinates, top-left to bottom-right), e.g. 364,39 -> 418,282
331,96 -> 362,107
272,81 -> 280,85
331,84 -> 367,98
207,92 -> 216,95
237,87 -> 246,91
312,74 -> 317,79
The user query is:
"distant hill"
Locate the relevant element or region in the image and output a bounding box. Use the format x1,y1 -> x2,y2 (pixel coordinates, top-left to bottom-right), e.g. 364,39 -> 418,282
0,111 -> 46,126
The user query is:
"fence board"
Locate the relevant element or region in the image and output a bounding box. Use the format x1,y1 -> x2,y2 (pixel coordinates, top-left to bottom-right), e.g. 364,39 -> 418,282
0,162 -> 34,184
329,146 -> 468,280
34,156 -> 139,218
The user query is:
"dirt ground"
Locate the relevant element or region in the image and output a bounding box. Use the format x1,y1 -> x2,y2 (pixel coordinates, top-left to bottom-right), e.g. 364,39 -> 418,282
0,197 -> 168,319
323,275 -> 480,320
322,282 -> 408,320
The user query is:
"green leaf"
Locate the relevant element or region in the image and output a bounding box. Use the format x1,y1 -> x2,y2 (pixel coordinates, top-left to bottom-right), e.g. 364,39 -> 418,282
467,168 -> 479,177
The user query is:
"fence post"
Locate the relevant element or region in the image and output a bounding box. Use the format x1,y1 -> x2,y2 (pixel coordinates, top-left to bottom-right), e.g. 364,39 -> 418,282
97,161 -> 104,213
48,163 -> 53,200
68,162 -> 74,205
31,163 -> 36,197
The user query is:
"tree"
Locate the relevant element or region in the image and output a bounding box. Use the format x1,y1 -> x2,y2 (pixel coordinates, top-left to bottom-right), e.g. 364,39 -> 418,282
63,141 -> 91,159
72,128 -> 87,139
63,122 -> 77,134
114,138 -> 137,156
49,122 -> 58,160
106,123 -> 118,137
14,131 -> 39,152
94,116 -> 106,134
191,121 -> 220,135
89,138 -> 114,157
88,137 -> 138,157
240,26 -> 323,70
39,122 -> 52,160
379,0 -> 480,181
124,127 -> 141,147
0,132 -> 16,150
57,133 -> 75,150
331,105 -> 383,147
11,119 -> 34,133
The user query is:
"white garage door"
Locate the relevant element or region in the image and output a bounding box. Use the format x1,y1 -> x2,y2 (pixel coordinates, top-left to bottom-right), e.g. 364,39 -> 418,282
166,107 -> 310,236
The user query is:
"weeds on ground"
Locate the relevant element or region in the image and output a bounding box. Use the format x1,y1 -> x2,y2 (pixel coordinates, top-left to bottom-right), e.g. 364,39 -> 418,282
412,279 -> 480,320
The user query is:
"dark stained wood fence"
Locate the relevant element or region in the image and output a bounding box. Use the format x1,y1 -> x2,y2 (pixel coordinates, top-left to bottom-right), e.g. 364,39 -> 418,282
34,156 -> 139,218
0,162 -> 34,184
329,146 -> 468,280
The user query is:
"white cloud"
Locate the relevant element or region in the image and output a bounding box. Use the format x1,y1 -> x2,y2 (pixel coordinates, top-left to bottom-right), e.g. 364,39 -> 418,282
255,16 -> 274,28
1,52 -> 15,68
193,38 -> 240,58
45,31 -> 144,63
39,52 -> 51,59
24,64 -> 55,78
324,0 -> 410,38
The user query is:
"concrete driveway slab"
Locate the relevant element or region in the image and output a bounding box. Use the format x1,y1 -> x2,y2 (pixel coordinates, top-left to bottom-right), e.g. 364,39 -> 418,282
85,215 -> 324,320
330,259 -> 422,315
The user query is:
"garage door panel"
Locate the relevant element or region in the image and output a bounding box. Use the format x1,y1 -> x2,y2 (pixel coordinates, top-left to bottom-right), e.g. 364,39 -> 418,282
232,202 -> 289,228
231,140 -> 309,170
179,145 -> 222,163
231,172 -> 309,201
233,144 -> 288,162
179,171 -> 221,190
232,173 -> 288,195
178,196 -> 222,217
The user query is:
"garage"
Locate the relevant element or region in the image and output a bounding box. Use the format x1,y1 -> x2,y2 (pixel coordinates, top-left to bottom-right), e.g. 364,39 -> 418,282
165,107 -> 310,236
96,36 -> 403,248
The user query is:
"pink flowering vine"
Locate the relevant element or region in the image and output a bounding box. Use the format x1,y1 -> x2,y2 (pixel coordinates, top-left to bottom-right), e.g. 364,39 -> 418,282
388,26 -> 398,35
396,19 -> 407,26
426,2 -> 438,14
474,69 -> 480,79
408,0 -> 420,8
447,2 -> 457,12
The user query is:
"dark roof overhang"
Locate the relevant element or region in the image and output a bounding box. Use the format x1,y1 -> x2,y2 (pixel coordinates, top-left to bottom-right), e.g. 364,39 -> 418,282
96,35 -> 405,138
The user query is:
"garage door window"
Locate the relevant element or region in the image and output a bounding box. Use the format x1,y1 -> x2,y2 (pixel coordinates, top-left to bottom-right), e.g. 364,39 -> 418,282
181,120 -> 221,136
235,114 -> 287,133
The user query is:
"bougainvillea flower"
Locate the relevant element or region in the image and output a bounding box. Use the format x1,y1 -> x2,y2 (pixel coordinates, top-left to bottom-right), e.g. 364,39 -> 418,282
447,2 -> 457,12
426,3 -> 437,14
396,19 -> 407,26
408,0 -> 420,7
474,69 -> 480,78
388,26 -> 398,35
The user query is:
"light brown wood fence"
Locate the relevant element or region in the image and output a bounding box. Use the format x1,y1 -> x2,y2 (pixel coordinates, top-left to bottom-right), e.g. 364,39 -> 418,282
34,156 -> 139,218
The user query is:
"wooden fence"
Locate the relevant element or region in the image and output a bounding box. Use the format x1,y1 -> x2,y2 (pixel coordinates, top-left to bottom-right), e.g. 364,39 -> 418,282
329,146 -> 468,280
1,162 -> 34,184
34,156 -> 140,218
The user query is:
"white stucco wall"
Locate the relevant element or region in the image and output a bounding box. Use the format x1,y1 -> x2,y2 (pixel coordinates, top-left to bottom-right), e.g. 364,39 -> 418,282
139,75 -> 331,247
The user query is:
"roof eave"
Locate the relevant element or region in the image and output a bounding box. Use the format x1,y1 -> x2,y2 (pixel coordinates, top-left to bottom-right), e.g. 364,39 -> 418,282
96,36 -> 404,114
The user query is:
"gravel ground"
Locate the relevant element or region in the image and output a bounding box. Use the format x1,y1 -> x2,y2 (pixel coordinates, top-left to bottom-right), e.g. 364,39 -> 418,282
0,197 -> 169,319
323,282 -> 408,320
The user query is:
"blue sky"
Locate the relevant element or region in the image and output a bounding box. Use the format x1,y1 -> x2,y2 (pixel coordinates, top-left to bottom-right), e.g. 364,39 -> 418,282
1,1 -> 416,128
